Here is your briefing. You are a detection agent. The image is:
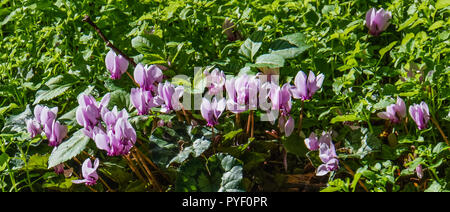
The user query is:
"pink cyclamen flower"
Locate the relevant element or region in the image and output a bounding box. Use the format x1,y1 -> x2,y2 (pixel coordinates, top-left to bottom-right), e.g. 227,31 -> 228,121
225,74 -> 260,113
269,83 -> 292,116
95,108 -> 136,156
291,71 -> 324,101
316,132 -> 339,176
134,64 -> 163,92
100,106 -> 127,130
304,132 -> 319,151
154,82 -> 184,113
409,102 -> 430,130
278,115 -> 295,137
94,129 -> 130,156
34,105 -> 58,126
44,119 -> 68,147
416,164 -> 423,179
130,88 -> 158,115
377,96 -> 406,124
72,158 -> 99,186
200,97 -> 226,127
26,119 -> 42,138
105,49 -> 129,80
365,8 -> 392,36
76,93 -> 110,129
204,68 -> 226,95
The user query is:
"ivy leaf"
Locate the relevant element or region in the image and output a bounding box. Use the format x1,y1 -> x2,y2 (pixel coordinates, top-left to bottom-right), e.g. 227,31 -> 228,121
48,129 -> 90,168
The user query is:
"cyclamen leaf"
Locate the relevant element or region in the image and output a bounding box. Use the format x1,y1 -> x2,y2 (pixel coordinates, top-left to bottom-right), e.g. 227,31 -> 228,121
48,129 -> 90,168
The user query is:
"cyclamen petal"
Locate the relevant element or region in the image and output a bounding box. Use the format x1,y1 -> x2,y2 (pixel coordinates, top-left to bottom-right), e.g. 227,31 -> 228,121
291,71 -> 324,101
305,132 -> 319,151
134,64 -> 163,91
409,102 -> 430,130
26,119 -> 42,138
105,49 -> 129,80
130,88 -> 156,115
365,8 -> 392,36
73,158 -> 99,186
201,97 -> 225,127
155,82 -> 184,113
284,116 -> 295,137
377,97 -> 406,124
46,120 -> 67,147
205,68 -> 226,95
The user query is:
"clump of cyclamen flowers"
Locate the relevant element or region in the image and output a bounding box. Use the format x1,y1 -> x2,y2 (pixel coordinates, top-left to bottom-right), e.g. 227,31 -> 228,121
305,131 -> 339,176
225,74 -> 260,113
26,105 -> 67,147
77,93 -> 137,157
130,63 -> 184,116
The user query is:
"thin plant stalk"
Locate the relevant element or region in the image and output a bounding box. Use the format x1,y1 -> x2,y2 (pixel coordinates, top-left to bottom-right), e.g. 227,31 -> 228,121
430,116 -> 449,145
298,101 -> 304,136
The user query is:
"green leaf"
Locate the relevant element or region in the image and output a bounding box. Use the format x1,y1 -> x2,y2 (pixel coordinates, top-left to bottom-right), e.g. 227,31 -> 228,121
108,89 -> 132,111
192,138 -> 211,157
330,114 -> 360,124
2,104 -> 33,133
251,53 -> 285,68
436,0 -> 450,9
397,13 -> 418,31
0,152 -> 8,172
24,154 -> 49,171
213,153 -> 244,192
270,33 -> 311,59
223,129 -> 243,142
238,30 -> 264,61
433,142 -> 449,154
351,172 -> 362,192
33,74 -> 78,105
428,20 -> 445,31
282,134 -> 308,157
425,181 -> 443,192
48,129 -> 90,168
379,41 -> 397,59
131,35 -> 164,54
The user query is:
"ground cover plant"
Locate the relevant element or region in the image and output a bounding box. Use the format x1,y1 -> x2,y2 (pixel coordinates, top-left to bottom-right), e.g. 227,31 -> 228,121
0,0 -> 449,192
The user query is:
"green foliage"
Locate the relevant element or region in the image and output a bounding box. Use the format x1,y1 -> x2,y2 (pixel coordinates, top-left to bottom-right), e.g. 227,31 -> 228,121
0,0 -> 449,192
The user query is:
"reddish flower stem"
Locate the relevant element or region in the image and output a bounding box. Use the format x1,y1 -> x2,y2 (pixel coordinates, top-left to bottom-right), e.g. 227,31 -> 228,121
82,15 -> 139,87
298,101 -> 304,136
